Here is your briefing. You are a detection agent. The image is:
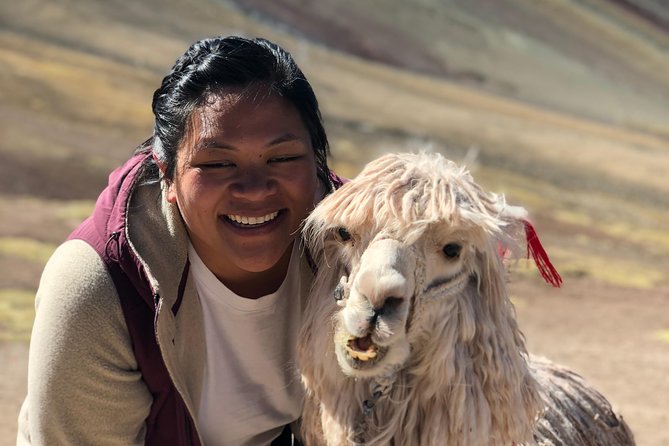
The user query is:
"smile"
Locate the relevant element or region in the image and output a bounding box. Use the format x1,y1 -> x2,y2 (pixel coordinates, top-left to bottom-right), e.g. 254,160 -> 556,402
225,211 -> 279,226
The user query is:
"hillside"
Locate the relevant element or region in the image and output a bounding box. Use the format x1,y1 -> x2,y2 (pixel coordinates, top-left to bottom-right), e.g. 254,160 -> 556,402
3,0 -> 666,288
229,0 -> 669,138
0,0 -> 668,444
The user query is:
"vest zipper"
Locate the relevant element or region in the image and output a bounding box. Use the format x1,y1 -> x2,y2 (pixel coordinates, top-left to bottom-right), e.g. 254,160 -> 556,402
104,231 -> 121,261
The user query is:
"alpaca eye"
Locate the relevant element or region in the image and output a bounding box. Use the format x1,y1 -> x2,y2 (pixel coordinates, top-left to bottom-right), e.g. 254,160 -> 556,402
337,227 -> 352,242
442,243 -> 462,259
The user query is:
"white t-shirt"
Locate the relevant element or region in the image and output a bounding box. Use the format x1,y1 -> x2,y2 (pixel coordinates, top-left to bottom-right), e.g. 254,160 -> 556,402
189,243 -> 304,446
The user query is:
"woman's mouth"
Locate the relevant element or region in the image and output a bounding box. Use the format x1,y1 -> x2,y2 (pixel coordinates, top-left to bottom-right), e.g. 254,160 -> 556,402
225,211 -> 280,228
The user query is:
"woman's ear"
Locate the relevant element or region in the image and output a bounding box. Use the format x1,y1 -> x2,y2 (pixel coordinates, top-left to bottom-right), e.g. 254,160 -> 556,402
153,151 -> 178,204
152,150 -> 167,176
166,182 -> 178,204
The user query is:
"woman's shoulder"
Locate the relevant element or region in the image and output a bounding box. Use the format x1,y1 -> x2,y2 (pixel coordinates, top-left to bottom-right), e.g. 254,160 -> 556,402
22,239 -> 150,445
42,239 -> 114,287
36,239 -> 122,318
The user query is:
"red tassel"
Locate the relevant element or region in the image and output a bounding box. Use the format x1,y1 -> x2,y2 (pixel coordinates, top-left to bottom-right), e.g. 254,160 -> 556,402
523,220 -> 562,288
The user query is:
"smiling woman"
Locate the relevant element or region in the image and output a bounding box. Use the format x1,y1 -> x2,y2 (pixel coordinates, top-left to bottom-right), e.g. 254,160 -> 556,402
17,36 -> 338,446
168,90 -> 320,298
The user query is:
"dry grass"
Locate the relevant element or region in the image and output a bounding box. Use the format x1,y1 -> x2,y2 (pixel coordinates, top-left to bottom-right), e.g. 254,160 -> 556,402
0,195 -> 95,242
307,47 -> 669,195
655,330 -> 669,344
0,289 -> 35,342
546,251 -> 666,290
0,31 -> 155,131
0,238 -> 56,265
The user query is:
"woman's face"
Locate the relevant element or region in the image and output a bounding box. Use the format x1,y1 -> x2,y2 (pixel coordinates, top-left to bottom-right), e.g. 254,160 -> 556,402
167,90 -> 320,297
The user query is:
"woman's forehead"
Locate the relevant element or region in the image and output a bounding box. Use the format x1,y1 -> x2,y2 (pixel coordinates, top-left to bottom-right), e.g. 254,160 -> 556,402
185,89 -> 308,147
195,88 -> 283,123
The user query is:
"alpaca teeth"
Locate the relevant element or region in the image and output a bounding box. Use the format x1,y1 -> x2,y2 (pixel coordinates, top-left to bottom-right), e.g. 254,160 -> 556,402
348,349 -> 378,361
227,212 -> 278,225
346,337 -> 379,362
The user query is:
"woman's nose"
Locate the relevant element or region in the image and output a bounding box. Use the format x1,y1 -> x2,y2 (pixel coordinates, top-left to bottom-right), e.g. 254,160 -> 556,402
229,166 -> 277,200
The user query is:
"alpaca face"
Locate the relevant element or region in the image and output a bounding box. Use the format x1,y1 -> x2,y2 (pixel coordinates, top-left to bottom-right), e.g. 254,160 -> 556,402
325,226 -> 475,378
303,153 -> 520,380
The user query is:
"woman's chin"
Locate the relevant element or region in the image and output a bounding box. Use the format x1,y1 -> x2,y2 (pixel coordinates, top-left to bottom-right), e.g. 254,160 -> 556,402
220,239 -> 295,275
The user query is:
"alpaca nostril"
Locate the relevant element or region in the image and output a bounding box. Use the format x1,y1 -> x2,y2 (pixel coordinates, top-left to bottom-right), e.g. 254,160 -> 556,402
334,275 -> 349,304
334,283 -> 345,301
373,296 -> 404,318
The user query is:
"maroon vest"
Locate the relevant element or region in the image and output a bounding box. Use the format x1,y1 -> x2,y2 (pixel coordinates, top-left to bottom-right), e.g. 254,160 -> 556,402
68,152 -> 202,445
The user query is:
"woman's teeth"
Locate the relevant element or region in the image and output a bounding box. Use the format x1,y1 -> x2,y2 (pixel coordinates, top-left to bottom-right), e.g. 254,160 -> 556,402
227,211 -> 279,226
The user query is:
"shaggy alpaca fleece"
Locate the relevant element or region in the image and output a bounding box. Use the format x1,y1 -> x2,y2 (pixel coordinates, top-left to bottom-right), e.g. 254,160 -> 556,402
298,152 -> 634,446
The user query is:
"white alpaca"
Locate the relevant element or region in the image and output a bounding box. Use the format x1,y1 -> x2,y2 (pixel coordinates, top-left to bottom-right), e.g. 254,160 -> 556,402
298,153 -> 634,446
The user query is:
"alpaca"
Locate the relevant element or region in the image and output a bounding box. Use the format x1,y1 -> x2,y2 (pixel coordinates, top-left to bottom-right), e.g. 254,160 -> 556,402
298,152 -> 634,446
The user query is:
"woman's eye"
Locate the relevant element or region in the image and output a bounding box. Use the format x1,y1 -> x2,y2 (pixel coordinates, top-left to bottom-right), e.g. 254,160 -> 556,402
336,227 -> 352,242
199,161 -> 235,169
269,155 -> 300,163
442,243 -> 462,259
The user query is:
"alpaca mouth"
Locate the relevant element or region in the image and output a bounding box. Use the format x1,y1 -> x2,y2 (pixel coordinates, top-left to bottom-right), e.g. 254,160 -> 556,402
344,335 -> 387,366
424,268 -> 470,294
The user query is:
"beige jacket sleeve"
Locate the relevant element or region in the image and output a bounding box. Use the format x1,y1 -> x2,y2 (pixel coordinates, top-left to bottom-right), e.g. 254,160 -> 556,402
17,240 -> 152,445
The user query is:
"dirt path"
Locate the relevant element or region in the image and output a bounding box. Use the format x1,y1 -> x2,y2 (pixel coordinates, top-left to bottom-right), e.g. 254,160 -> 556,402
512,277 -> 669,446
2,277 -> 667,445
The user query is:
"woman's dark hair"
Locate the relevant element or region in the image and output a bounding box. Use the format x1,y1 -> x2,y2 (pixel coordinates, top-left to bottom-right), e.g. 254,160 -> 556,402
139,36 -> 332,190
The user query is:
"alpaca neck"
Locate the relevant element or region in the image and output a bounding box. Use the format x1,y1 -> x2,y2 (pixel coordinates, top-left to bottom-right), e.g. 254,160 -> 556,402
359,298 -> 540,446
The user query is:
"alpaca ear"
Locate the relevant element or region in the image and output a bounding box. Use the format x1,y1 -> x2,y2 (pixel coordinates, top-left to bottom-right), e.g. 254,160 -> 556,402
499,205 -> 562,288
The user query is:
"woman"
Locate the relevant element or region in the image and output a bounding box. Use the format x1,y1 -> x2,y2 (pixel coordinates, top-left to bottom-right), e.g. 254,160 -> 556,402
17,36 -> 339,445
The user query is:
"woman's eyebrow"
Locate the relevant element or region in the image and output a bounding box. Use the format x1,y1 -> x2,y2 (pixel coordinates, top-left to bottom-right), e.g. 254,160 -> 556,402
195,139 -> 235,151
194,133 -> 306,151
267,132 -> 306,147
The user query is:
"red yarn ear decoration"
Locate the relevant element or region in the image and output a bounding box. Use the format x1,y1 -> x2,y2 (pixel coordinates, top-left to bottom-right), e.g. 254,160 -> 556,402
523,220 -> 563,288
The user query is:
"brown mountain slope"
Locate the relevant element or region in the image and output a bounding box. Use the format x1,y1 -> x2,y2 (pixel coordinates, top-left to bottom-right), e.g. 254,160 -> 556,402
228,0 -> 669,138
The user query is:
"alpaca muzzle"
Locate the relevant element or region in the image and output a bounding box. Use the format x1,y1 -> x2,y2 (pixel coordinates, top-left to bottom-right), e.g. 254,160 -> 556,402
335,239 -> 416,374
